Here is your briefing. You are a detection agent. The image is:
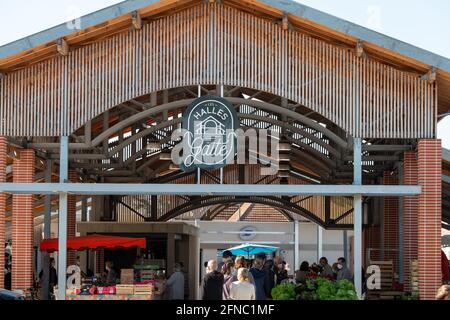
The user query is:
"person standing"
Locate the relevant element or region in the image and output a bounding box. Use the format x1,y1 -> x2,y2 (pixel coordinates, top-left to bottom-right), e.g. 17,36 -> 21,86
249,255 -> 267,300
202,260 -> 224,300
221,262 -> 234,300
229,268 -> 256,300
39,257 -> 57,294
263,259 -> 276,299
319,257 -> 334,279
295,261 -> 311,283
166,263 -> 185,300
218,250 -> 233,272
232,256 -> 255,285
274,257 -> 288,285
105,261 -> 117,285
336,257 -> 353,282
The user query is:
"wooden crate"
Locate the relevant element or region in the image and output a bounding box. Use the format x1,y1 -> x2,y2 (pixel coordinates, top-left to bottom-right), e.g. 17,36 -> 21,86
134,285 -> 154,295
140,270 -> 156,281
120,269 -> 134,284
410,260 -> 419,294
116,284 -> 134,295
369,260 -> 393,290
365,290 -> 403,300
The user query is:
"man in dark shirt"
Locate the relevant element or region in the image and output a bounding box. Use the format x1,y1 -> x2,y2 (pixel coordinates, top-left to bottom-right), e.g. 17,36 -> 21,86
39,258 -> 57,294
202,260 -> 224,300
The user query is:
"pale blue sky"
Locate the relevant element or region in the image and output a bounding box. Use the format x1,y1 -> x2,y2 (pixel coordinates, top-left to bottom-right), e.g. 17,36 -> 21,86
0,0 -> 449,147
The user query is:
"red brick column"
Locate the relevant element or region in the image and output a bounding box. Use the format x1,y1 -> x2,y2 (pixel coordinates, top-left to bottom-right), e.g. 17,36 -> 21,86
403,151 -> 418,292
0,137 -> 7,288
12,149 -> 35,291
417,140 -> 442,300
67,169 -> 78,266
383,171 -> 399,273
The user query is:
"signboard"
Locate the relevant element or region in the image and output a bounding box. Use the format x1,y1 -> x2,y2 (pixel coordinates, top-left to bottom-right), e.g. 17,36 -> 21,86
239,226 -> 257,241
179,95 -> 239,172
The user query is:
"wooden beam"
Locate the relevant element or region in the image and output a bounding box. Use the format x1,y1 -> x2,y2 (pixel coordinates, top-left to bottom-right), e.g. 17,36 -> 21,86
421,67 -> 437,84
282,12 -> 289,31
356,40 -> 364,58
56,38 -> 69,56
131,11 -> 143,30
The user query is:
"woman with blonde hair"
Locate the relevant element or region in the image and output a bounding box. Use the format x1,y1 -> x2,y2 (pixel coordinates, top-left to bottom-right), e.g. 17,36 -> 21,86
229,268 -> 256,300
232,256 -> 255,284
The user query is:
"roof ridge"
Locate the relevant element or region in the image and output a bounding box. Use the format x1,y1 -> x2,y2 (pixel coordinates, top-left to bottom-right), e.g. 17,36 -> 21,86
0,0 -> 449,73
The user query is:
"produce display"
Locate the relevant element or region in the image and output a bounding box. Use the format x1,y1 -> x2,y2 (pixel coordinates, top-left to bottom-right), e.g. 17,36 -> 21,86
271,283 -> 297,300
272,278 -> 358,300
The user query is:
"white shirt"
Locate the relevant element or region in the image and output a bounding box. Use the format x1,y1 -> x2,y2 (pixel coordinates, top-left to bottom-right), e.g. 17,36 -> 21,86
229,281 -> 256,300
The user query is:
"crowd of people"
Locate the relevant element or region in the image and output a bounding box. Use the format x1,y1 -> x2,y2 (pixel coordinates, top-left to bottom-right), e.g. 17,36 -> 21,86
199,251 -> 352,300
295,257 -> 353,283
201,251 -> 286,300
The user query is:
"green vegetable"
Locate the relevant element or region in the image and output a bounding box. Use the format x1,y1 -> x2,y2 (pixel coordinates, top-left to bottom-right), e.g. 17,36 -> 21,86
271,283 -> 296,300
295,278 -> 358,300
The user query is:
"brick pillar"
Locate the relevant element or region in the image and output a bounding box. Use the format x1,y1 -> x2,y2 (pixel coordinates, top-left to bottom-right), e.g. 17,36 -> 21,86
12,149 -> 35,291
0,137 -> 7,288
67,169 -> 78,266
417,140 -> 442,300
403,151 -> 418,292
383,171 -> 399,273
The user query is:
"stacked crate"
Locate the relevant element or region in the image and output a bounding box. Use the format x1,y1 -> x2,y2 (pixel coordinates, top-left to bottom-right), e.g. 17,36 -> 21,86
140,269 -> 156,281
410,260 -> 419,294
134,284 -> 153,295
120,269 -> 135,284
116,284 -> 134,295
365,260 -> 398,300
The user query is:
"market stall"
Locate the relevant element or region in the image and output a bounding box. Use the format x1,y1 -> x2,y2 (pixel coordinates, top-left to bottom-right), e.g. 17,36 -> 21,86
40,235 -> 166,300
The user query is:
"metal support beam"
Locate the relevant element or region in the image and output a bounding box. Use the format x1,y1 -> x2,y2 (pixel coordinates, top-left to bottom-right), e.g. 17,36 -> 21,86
353,137 -> 362,300
324,196 -> 331,225
317,225 -> 323,262
102,110 -> 109,153
57,136 -> 69,301
343,230 -> 348,263
353,194 -> 363,299
81,197 -> 88,222
84,121 -> 92,146
294,219 -> 300,272
0,183 -> 421,196
151,195 -> 157,221
42,159 -> 52,300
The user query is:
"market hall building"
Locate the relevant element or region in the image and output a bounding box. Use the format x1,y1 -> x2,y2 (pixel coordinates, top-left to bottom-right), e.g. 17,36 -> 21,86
0,0 -> 449,300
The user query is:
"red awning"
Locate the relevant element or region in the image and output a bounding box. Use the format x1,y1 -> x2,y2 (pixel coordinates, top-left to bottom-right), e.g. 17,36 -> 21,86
40,234 -> 147,252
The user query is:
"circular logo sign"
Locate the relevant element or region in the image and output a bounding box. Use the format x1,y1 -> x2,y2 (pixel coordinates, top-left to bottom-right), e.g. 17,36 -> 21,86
180,95 -> 239,172
239,226 -> 257,241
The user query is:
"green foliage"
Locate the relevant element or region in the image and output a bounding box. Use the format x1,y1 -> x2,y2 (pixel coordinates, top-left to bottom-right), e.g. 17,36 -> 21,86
271,283 -> 296,300
315,278 -> 336,300
295,278 -> 358,300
